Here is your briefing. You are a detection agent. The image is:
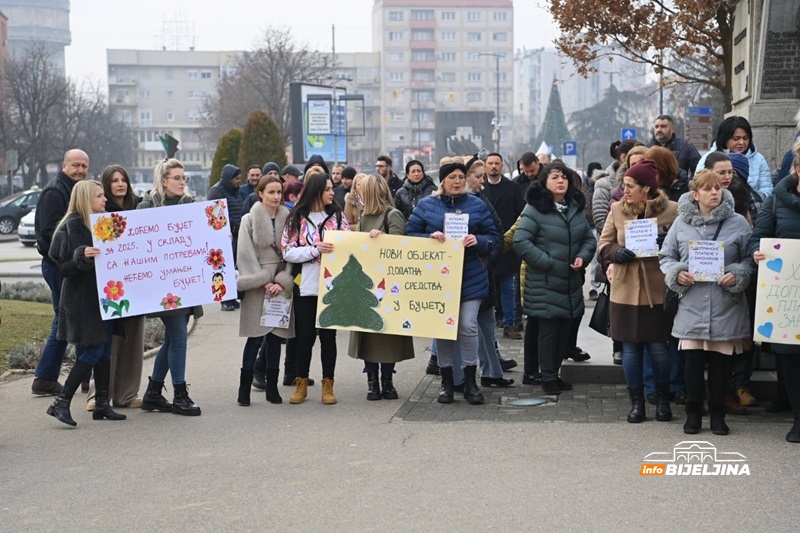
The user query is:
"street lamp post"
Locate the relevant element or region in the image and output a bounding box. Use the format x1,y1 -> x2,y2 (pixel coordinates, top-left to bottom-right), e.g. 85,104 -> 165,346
479,53 -> 502,154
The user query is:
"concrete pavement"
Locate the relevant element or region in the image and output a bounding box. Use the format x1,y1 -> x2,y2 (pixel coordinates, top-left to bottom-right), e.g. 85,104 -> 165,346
1,304 -> 799,531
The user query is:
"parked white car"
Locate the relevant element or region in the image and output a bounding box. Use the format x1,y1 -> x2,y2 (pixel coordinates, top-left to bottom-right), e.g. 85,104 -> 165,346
17,209 -> 36,246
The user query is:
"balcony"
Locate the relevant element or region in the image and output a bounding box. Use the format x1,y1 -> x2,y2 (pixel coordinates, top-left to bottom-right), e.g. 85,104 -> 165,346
112,95 -> 138,106
409,61 -> 436,70
410,80 -> 435,89
410,40 -> 436,49
409,19 -> 436,29
108,76 -> 138,86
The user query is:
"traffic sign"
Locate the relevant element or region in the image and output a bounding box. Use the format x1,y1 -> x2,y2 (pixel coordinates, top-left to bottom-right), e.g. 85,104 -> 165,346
687,106 -> 714,116
562,141 -> 577,156
621,128 -> 636,140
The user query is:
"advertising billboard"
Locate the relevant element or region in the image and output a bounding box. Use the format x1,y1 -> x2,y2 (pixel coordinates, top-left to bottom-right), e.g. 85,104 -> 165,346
290,82 -> 347,164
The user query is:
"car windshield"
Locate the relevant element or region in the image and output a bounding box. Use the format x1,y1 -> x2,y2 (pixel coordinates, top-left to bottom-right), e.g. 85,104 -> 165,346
0,193 -> 22,207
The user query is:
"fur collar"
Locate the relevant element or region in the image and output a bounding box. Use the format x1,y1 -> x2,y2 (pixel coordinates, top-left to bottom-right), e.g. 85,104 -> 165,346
677,189 -> 734,226
620,188 -> 669,218
249,201 -> 289,248
526,182 -> 585,214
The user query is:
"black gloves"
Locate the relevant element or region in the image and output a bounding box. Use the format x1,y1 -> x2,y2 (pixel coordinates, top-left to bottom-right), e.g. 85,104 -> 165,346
656,233 -> 667,249
615,247 -> 637,263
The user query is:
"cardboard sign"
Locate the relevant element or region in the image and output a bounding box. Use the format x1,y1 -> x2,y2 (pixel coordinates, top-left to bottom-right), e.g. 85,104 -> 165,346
689,240 -> 725,282
444,213 -> 469,241
624,218 -> 659,257
90,200 -> 235,320
260,290 -> 292,328
315,231 -> 465,339
753,238 -> 800,344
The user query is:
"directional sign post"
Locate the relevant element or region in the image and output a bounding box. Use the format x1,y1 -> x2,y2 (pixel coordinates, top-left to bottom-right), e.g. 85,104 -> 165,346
685,107 -> 714,152
621,128 -> 637,141
562,141 -> 577,157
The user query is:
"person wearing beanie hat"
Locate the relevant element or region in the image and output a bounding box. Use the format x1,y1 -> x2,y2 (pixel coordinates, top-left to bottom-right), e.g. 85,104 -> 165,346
598,158 -> 678,424
333,166 -> 357,208
728,152 -> 750,182
396,160 -> 436,220
262,162 -> 281,178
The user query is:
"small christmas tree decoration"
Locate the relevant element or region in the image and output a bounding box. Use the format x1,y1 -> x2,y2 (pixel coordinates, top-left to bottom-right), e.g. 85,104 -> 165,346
318,254 -> 384,331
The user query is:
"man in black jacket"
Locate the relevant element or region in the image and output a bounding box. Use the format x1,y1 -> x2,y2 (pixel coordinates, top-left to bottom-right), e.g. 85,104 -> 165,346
647,114 -> 701,178
333,166 -> 356,209
483,152 -> 526,342
513,151 -> 544,194
376,155 -> 403,196
31,149 -> 89,395
208,164 -> 243,311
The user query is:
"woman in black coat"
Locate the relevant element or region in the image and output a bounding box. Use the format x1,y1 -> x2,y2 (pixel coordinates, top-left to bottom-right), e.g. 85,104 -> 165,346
46,180 -> 126,427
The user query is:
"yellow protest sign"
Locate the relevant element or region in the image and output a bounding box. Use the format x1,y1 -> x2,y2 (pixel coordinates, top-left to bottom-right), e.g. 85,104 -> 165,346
754,238 -> 800,345
316,231 -> 465,340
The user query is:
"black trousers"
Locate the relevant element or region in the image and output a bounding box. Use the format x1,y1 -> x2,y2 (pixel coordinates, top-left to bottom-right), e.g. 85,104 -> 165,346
538,318 -> 571,382
524,317 -> 539,375
778,354 -> 800,416
568,312 -> 584,352
683,350 -> 732,406
293,295 -> 337,379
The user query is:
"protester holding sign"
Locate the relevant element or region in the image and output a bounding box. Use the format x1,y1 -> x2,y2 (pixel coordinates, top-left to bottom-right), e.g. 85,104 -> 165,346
348,174 -> 414,401
46,180 -> 126,427
235,175 -> 295,406
598,160 -> 678,423
512,161 -> 596,396
282,173 -> 350,405
137,159 -> 202,417
406,161 -> 500,405
660,170 -> 753,435
750,139 -> 800,443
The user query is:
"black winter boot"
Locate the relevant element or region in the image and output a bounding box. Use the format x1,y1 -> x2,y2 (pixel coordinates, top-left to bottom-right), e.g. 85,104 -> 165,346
381,373 -> 398,400
141,377 -> 172,412
463,365 -> 485,405
627,387 -> 646,423
366,371 -> 381,401
709,403 -> 729,435
46,397 -> 76,427
46,359 -> 93,427
425,355 -> 440,375
438,367 -> 454,404
655,383 -> 673,422
92,358 -> 125,421
173,383 -> 201,416
252,350 -> 267,390
787,417 -> 800,443
265,369 -> 282,404
238,369 -> 253,406
683,401 -> 703,434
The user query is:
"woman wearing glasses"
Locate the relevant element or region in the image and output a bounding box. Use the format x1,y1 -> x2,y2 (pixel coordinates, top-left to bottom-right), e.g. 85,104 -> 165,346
138,158 -> 203,416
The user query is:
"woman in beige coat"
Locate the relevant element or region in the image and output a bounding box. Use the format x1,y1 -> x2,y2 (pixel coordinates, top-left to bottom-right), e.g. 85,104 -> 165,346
348,174 -> 414,400
236,176 -> 295,405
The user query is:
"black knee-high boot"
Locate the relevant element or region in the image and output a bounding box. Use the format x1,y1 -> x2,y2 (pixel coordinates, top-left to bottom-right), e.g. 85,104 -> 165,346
780,355 -> 800,443
47,360 -> 93,427
92,358 -> 126,421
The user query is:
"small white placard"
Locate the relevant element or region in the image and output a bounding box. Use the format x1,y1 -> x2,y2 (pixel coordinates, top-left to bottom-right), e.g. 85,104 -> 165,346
689,240 -> 725,282
260,290 -> 292,328
624,218 -> 659,257
444,213 -> 469,241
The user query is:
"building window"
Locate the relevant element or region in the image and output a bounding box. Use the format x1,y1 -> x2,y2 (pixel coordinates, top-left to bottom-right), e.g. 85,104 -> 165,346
412,70 -> 434,81
188,90 -> 201,99
120,110 -> 132,125
388,11 -> 403,21
389,132 -> 405,143
493,91 -> 509,103
201,70 -> 212,79
411,30 -> 434,41
495,72 -> 508,82
413,90 -> 434,102
220,65 -> 237,78
440,72 -> 456,82
467,53 -> 480,62
467,32 -> 482,42
411,50 -> 434,61
389,72 -> 404,82
493,12 -> 508,21
467,92 -> 481,103
441,11 -> 456,21
138,89 -> 150,100
390,112 -> 405,122
388,31 -> 403,41
411,9 -> 434,21
139,110 -> 152,127
187,70 -> 199,79
467,12 -> 481,21
167,112 -> 175,123
441,31 -> 456,41
493,32 -> 508,42
467,72 -> 481,82
417,131 -> 433,142
389,52 -> 404,61
188,110 -> 201,123
166,90 -> 174,99
439,52 -> 456,62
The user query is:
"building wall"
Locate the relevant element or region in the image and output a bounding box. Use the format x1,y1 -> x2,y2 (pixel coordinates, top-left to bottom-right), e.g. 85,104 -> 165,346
0,0 -> 70,69
107,49 -> 241,184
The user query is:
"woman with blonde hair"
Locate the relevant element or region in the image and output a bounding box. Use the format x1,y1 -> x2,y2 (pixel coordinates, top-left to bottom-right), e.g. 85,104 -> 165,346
46,180 -> 126,426
349,174 -> 413,400
138,158 -> 202,416
343,173 -> 366,227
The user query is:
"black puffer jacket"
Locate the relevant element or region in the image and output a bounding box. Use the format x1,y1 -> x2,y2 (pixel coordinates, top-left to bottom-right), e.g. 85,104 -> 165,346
394,176 -> 436,220
208,164 -> 243,231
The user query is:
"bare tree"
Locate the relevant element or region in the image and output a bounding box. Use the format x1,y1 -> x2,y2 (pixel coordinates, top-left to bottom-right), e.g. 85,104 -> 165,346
203,27 -> 331,147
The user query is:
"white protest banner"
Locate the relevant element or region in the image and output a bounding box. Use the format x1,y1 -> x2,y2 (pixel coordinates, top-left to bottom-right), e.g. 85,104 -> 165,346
444,213 -> 469,241
260,290 -> 292,328
624,218 -> 658,257
689,240 -> 725,281
754,238 -> 800,344
90,200 -> 235,320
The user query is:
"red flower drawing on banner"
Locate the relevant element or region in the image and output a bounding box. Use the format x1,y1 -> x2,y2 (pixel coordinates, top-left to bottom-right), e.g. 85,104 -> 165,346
100,280 -> 130,317
103,280 -> 125,301
161,293 -> 182,310
207,249 -> 226,270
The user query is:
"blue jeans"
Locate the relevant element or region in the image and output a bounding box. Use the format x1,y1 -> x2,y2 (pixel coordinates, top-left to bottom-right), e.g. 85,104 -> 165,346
431,339 -> 464,385
76,322 -> 114,365
643,339 -> 685,395
34,260 -> 69,380
151,314 -> 188,385
477,306 -> 504,379
498,274 -> 515,328
364,362 -> 395,374
622,342 -> 670,389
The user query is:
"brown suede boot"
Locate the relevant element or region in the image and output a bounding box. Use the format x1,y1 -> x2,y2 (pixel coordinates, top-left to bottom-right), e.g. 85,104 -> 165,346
289,377 -> 308,404
321,377 -> 337,405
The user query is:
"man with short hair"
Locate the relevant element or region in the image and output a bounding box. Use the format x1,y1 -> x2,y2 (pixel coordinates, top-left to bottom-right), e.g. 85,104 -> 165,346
331,164 -> 344,187
482,152 -> 526,343
32,149 -> 89,395
376,155 -> 403,196
513,151 -> 544,193
334,166 -> 356,208
648,114 -> 701,177
239,164 -> 262,201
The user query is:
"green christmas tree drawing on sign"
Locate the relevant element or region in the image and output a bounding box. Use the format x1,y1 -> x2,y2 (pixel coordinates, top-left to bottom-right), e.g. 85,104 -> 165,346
318,254 -> 385,331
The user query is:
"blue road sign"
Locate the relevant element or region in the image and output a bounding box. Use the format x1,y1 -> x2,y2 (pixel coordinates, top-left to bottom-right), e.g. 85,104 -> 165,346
621,128 -> 636,140
562,141 -> 577,156
687,106 -> 713,116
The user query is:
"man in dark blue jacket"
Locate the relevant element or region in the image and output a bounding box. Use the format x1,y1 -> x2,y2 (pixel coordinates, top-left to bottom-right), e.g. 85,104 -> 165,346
647,115 -> 701,178
238,164 -> 262,201
31,149 -> 89,395
208,164 -> 243,310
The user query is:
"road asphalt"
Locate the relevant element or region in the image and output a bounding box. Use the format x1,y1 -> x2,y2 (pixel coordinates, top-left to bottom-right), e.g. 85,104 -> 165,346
2,303 -> 799,532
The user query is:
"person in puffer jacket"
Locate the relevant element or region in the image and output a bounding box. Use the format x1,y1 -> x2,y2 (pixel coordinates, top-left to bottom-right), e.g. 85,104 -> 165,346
394,159 -> 436,220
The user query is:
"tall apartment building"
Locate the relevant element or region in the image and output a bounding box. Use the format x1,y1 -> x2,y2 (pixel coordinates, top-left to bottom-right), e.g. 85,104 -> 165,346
107,49 -> 240,185
0,0 -> 70,69
372,0 -> 513,164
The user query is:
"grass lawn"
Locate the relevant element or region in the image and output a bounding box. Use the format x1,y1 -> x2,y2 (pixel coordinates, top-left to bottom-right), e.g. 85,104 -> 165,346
0,299 -> 52,374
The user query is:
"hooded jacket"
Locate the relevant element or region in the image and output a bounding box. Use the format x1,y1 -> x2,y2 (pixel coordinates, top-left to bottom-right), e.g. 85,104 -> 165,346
659,190 -> 753,342
662,169 -> 690,203
647,134 -> 701,178
394,175 -> 436,220
208,164 -> 244,230
696,142 -> 773,196
385,171 -> 403,197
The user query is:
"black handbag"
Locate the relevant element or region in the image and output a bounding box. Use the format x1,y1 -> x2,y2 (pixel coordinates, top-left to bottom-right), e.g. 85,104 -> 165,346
589,285 -> 611,337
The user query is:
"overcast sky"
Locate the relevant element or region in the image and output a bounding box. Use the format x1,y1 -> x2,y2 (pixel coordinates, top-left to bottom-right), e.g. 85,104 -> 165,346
64,0 -> 559,84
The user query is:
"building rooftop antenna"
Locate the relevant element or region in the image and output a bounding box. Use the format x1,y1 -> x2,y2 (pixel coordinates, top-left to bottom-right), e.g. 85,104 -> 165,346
159,12 -> 196,51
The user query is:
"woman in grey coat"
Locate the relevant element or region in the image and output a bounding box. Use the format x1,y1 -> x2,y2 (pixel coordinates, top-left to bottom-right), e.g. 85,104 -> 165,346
236,175 -> 295,406
659,170 -> 753,436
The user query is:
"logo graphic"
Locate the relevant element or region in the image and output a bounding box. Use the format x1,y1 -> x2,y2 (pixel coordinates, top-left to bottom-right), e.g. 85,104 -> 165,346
640,441 -> 750,476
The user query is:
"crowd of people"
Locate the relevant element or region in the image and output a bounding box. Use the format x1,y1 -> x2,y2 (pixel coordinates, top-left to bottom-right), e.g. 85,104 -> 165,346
29,112 -> 800,444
